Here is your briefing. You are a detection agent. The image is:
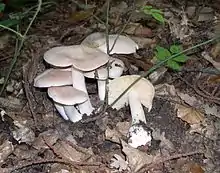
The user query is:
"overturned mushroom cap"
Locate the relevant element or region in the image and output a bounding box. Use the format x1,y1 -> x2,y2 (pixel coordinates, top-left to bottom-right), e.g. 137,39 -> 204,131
82,32 -> 138,54
108,75 -> 155,111
34,68 -> 72,88
48,86 -> 87,105
44,45 -> 109,71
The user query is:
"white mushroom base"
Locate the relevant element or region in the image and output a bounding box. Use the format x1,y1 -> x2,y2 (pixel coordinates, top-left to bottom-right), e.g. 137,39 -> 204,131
128,124 -> 152,148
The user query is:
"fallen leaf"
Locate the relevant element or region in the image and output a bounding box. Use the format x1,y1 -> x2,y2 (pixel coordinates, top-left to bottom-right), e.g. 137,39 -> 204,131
152,130 -> 175,151
32,129 -> 59,150
105,122 -> 130,144
203,104 -> 220,118
110,154 -> 129,172
177,92 -> 202,107
201,51 -> 220,71
123,23 -> 153,37
69,9 -> 94,23
155,84 -> 176,96
176,105 -> 204,125
207,75 -> 220,83
53,140 -> 93,162
0,140 -> 14,165
211,42 -> 220,58
121,140 -> 157,172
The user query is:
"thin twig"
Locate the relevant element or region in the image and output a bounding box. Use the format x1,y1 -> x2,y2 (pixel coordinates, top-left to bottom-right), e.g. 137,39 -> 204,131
0,0 -> 42,95
0,24 -> 23,38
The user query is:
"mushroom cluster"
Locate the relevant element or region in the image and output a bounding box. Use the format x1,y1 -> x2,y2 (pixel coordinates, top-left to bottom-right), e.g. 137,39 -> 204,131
34,33 -> 138,122
34,33 -> 155,148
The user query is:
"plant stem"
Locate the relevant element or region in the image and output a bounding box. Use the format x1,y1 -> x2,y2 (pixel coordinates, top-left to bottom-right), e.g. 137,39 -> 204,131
0,0 -> 42,95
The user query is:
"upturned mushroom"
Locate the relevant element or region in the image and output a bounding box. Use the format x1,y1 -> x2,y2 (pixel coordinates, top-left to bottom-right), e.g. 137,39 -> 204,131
43,45 -> 109,115
81,32 -> 139,54
107,75 -> 155,148
84,57 -> 125,100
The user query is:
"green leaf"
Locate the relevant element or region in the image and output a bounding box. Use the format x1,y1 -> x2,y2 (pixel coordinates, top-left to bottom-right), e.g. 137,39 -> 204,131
0,3 -> 5,12
143,9 -> 151,15
166,60 -> 181,71
151,12 -> 165,23
142,5 -> 153,10
173,54 -> 188,62
155,46 -> 171,60
0,19 -> 19,27
170,45 -> 182,54
150,9 -> 163,14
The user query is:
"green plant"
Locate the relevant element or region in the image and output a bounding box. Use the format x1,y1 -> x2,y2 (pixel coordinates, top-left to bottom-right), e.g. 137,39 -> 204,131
141,5 -> 165,24
155,45 -> 188,71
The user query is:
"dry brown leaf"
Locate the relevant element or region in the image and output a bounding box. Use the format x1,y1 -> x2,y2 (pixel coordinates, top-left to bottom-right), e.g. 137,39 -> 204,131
32,129 -> 59,150
105,122 -> 130,144
121,140 -> 157,172
0,140 -> 14,166
176,105 -> 204,125
211,42 -> 220,58
207,75 -> 220,83
69,9 -> 94,23
155,84 -> 176,96
174,159 -> 204,173
177,92 -> 202,107
202,51 -> 220,71
53,140 -> 93,162
203,104 -> 220,118
123,23 -> 153,37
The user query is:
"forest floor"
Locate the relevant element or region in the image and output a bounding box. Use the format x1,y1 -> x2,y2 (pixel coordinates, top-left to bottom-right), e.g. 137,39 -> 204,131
0,0 -> 219,172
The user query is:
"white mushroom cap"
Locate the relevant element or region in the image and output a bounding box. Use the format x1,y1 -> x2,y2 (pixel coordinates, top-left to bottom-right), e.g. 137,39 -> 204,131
44,45 -> 109,71
48,86 -> 87,105
108,75 -> 154,111
81,32 -> 138,54
34,69 -> 72,88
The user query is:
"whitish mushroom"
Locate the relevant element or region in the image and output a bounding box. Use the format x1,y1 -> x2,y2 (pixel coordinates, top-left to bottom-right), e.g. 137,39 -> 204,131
44,45 -> 109,115
34,68 -> 81,121
81,32 -> 139,54
107,75 -> 155,148
84,57 -> 125,100
48,86 -> 87,122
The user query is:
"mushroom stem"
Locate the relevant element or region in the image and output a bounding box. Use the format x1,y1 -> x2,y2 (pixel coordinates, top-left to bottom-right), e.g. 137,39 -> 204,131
54,103 -> 69,120
71,67 -> 94,115
97,80 -> 106,101
64,105 -> 83,122
128,91 -> 146,124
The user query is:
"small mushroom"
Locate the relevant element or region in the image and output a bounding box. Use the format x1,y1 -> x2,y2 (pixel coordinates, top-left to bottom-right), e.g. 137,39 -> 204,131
34,68 -> 81,121
43,45 -> 109,115
108,75 -> 155,148
81,32 -> 139,54
48,86 -> 87,122
84,57 -> 125,100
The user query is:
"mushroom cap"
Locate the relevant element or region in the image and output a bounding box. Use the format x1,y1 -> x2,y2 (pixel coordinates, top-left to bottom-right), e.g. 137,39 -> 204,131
83,57 -> 125,80
34,69 -> 72,88
44,45 -> 109,71
108,75 -> 155,110
48,86 -> 87,105
81,33 -> 139,54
